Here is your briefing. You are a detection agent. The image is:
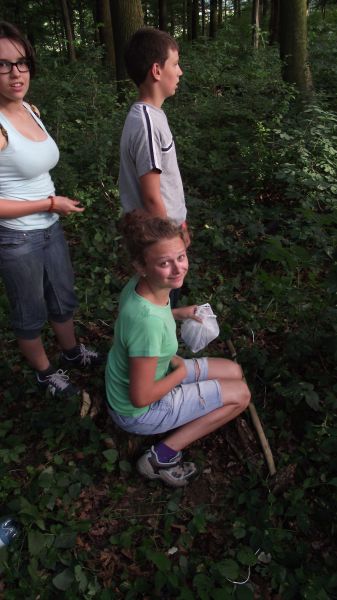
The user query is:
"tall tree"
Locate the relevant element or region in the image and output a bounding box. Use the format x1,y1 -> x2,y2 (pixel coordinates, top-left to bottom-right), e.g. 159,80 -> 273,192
192,0 -> 199,39
218,0 -> 223,26
279,0 -> 313,93
110,0 -> 143,87
319,0 -> 327,17
59,0 -> 76,62
209,0 -> 217,38
159,0 -> 168,31
269,0 -> 279,44
261,0 -> 269,18
95,0 -> 115,69
169,3 -> 176,35
233,0 -> 241,17
186,0 -> 193,40
252,0 -> 260,48
201,0 -> 206,35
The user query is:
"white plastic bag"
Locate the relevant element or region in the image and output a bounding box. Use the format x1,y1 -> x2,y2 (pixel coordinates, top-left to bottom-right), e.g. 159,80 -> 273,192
181,303 -> 220,353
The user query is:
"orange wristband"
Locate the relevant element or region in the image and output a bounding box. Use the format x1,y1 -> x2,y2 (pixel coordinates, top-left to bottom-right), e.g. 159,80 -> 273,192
48,195 -> 55,212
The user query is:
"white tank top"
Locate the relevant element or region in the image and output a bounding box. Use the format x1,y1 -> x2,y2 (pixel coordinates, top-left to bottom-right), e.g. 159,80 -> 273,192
0,102 -> 59,230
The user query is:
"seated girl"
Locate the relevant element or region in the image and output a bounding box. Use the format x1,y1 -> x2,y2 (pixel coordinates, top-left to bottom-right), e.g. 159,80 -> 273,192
105,216 -> 250,487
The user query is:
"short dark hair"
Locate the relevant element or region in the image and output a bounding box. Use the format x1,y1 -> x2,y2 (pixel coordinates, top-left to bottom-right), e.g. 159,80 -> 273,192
121,212 -> 184,265
124,27 -> 179,87
0,21 -> 36,78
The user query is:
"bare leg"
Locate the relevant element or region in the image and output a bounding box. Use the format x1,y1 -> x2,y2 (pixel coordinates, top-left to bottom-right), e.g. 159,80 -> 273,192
17,318 -> 76,372
207,358 -> 243,381
17,337 -> 50,371
50,318 -> 77,352
163,378 -> 250,452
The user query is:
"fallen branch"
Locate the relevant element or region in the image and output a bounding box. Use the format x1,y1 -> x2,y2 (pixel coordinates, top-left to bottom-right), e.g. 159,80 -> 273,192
226,338 -> 276,476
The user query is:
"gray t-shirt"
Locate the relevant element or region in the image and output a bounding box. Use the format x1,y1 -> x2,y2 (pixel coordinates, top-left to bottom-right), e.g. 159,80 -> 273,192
119,102 -> 186,225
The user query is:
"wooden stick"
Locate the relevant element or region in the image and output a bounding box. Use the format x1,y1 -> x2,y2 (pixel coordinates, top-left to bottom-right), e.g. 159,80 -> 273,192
226,338 -> 276,476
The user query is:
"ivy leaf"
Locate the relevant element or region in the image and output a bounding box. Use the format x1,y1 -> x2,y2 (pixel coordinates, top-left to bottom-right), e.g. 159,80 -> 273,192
217,559 -> 240,580
304,389 -> 320,411
102,449 -> 118,463
193,573 -> 212,600
147,550 -> 171,572
74,564 -> 88,593
28,531 -> 54,556
211,589 -> 232,600
237,547 -> 258,566
54,532 -> 77,549
52,568 -> 74,591
119,460 -> 132,472
235,586 -> 254,600
37,466 -> 54,489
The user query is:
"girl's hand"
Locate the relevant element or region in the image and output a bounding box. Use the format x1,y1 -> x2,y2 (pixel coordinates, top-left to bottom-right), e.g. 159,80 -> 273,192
170,355 -> 187,378
51,196 -> 85,216
172,305 -> 202,322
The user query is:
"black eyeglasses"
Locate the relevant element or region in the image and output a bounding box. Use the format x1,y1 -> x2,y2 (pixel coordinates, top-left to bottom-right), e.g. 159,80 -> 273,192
0,59 -> 31,74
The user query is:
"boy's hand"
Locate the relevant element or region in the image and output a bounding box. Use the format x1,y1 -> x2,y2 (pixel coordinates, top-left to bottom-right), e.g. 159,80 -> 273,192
172,306 -> 202,322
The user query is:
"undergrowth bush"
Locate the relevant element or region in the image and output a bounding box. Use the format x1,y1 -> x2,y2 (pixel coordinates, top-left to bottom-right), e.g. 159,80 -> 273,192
1,10 -> 337,599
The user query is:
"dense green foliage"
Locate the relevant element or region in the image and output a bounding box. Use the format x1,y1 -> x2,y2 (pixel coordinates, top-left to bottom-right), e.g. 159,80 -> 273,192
1,8 -> 337,599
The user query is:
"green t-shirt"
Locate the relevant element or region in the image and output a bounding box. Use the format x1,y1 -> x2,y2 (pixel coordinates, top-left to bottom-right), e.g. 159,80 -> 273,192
105,276 -> 178,417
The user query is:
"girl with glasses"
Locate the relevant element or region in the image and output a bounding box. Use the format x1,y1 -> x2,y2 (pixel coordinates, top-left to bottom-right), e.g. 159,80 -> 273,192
0,21 -> 102,398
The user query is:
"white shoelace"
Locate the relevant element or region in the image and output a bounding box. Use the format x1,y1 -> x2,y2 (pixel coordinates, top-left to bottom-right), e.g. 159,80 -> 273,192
78,343 -> 99,366
46,369 -> 70,392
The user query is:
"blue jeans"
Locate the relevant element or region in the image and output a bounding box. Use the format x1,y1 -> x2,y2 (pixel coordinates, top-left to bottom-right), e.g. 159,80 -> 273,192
108,358 -> 223,435
0,221 -> 78,339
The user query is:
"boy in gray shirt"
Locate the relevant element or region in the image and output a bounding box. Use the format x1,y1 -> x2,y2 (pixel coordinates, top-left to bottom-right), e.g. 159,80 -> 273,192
119,27 -> 189,243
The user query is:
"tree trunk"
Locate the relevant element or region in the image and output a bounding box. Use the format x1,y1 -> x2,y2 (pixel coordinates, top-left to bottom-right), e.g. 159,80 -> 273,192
95,0 -> 115,69
52,15 -> 64,55
78,0 -> 86,43
59,0 -> 76,62
186,0 -> 193,41
279,0 -> 313,93
252,0 -> 260,49
269,0 -> 279,44
262,0 -> 269,18
201,0 -> 206,35
110,0 -> 143,89
143,2 -> 149,24
182,0 -> 187,39
209,0 -> 217,38
218,0 -> 223,26
234,0 -> 241,17
159,0 -> 168,31
192,0 -> 199,39
170,4 -> 176,35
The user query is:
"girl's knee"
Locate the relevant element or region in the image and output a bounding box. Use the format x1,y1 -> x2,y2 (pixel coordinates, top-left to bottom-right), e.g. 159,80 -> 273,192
238,381 -> 251,411
216,359 -> 243,379
224,360 -> 243,380
231,381 -> 251,413
218,379 -> 250,411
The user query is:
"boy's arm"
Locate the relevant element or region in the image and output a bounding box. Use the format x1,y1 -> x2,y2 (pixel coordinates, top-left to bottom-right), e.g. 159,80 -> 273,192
139,171 -> 167,218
